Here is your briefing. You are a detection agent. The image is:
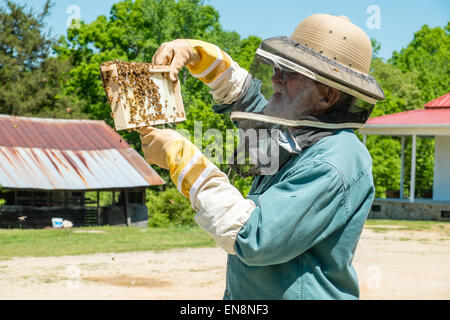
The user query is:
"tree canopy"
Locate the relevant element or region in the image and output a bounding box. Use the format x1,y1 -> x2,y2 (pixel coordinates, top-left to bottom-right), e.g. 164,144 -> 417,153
0,0 -> 84,118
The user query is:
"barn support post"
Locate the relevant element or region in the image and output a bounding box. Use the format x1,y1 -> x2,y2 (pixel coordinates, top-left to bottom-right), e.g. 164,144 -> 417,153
410,134 -> 417,203
97,191 -> 100,223
123,189 -> 130,227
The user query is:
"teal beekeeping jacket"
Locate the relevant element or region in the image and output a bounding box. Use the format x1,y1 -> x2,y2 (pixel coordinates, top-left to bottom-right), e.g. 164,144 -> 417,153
224,129 -> 374,299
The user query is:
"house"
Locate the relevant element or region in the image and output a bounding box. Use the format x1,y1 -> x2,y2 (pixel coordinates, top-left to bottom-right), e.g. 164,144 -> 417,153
0,115 -> 165,228
359,92 -> 450,220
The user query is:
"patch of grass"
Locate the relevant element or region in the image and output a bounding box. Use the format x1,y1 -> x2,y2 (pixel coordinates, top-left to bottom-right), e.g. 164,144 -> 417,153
368,227 -> 391,233
365,219 -> 450,235
0,225 -> 216,259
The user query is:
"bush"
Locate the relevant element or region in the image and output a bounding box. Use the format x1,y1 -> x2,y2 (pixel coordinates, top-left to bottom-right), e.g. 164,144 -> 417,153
146,188 -> 196,227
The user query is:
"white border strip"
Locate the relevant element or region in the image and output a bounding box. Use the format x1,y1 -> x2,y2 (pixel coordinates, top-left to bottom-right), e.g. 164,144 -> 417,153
256,48 -> 316,80
230,111 -> 364,129
177,150 -> 203,192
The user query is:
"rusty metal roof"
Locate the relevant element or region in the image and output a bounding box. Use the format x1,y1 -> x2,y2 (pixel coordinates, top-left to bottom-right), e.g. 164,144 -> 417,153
0,115 -> 165,190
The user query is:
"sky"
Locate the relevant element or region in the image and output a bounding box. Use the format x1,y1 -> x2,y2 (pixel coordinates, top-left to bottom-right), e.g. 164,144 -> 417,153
8,0 -> 450,60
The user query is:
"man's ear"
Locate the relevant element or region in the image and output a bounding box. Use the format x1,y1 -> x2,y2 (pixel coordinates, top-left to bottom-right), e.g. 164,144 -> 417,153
312,85 -> 341,116
322,86 -> 340,107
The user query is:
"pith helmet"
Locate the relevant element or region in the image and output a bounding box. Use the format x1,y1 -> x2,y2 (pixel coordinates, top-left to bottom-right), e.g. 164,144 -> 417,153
292,14 -> 372,74
230,13 -> 385,130
260,13 -> 385,104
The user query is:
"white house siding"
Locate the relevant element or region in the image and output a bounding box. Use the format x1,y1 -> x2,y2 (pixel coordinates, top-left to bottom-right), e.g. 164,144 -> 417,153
433,136 -> 450,201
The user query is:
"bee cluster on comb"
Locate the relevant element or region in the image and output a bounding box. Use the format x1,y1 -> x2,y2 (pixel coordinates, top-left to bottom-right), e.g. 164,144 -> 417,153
100,60 -> 185,131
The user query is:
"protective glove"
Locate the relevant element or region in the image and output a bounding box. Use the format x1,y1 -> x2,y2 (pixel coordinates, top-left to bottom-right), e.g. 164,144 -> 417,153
152,39 -> 249,104
139,127 -> 255,254
152,39 -> 200,83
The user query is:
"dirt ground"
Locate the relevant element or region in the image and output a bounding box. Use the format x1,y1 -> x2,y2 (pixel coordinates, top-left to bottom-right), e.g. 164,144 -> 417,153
0,226 -> 449,300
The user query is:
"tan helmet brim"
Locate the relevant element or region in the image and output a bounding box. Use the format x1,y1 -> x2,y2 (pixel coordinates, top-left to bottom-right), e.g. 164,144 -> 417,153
259,37 -> 385,104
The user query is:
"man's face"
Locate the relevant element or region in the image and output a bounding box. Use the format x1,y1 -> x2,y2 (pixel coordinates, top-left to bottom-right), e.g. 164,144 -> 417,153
263,68 -> 330,119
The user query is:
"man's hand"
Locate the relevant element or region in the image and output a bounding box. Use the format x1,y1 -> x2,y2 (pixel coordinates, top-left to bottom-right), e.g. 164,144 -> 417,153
153,38 -> 248,105
138,126 -> 196,170
139,126 -> 255,255
139,126 -> 209,199
152,39 -> 200,82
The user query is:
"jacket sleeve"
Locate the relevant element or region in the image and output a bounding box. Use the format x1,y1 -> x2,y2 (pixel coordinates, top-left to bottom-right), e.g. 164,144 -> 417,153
234,160 -> 351,266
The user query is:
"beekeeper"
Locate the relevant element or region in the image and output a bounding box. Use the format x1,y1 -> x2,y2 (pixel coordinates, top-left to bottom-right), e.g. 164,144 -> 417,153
140,14 -> 384,299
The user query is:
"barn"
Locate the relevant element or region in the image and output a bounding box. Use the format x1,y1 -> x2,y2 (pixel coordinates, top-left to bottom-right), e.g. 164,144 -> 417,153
0,115 -> 165,228
359,92 -> 450,220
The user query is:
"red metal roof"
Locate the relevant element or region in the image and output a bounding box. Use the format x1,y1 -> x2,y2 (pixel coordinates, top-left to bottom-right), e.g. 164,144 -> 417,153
366,108 -> 450,125
367,92 -> 450,126
0,115 -> 165,190
424,92 -> 450,108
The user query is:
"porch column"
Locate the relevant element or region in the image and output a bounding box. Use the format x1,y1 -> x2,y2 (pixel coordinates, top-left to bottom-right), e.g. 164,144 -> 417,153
410,135 -> 417,202
363,134 -> 367,146
400,136 -> 405,199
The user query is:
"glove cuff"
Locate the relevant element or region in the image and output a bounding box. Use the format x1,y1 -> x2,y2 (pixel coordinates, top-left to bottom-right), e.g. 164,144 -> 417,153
186,39 -> 249,105
167,137 -> 215,201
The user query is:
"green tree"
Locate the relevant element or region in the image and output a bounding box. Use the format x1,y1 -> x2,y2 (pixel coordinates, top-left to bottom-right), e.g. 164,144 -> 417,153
365,136 -> 401,198
55,0 -> 260,198
391,23 -> 450,104
0,0 -> 84,118
146,188 -> 195,227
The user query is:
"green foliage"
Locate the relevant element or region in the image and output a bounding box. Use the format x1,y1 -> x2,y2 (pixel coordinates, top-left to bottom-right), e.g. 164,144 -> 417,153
0,0 -> 85,118
390,23 -> 450,104
146,188 -> 195,227
366,136 -> 401,198
400,137 -> 435,198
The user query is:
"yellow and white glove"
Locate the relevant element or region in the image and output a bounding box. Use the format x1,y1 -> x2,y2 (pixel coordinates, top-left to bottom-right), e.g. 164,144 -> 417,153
152,39 -> 249,105
139,127 -> 255,254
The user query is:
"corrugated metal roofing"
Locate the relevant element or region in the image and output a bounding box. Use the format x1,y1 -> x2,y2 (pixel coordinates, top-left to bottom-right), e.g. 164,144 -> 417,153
0,115 -> 129,150
424,92 -> 450,108
0,115 -> 165,190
